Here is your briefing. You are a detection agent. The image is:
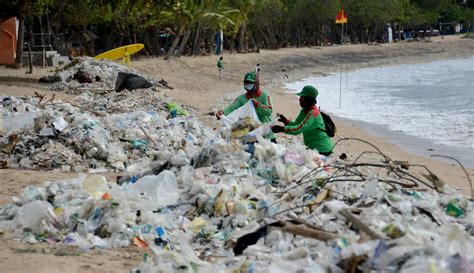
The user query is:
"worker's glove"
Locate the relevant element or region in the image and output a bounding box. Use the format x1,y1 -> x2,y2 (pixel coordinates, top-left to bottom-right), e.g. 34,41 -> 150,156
216,110 -> 224,120
277,114 -> 288,124
271,125 -> 285,133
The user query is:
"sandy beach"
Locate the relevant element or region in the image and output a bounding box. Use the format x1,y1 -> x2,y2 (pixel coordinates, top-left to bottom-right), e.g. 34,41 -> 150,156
0,35 -> 473,272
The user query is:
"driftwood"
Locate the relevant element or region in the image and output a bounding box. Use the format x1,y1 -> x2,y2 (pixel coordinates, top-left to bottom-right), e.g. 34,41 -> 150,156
272,220 -> 339,242
340,208 -> 388,240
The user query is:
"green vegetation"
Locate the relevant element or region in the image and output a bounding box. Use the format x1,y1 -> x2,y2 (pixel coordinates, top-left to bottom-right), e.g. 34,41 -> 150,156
1,0 -> 473,60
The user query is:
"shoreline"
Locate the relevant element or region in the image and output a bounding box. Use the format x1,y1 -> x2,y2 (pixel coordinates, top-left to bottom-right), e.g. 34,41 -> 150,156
338,116 -> 474,168
283,58 -> 474,168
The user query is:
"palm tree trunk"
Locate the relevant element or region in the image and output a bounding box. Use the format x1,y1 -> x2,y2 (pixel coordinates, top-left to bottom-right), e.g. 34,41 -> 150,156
164,24 -> 185,60
238,21 -> 246,53
365,27 -> 369,43
267,27 -> 277,48
191,22 -> 201,56
229,33 -> 236,53
175,28 -> 191,57
250,34 -> 258,52
14,17 -> 25,69
194,27 -> 203,57
297,26 -> 301,48
207,29 -> 214,55
150,29 -> 159,55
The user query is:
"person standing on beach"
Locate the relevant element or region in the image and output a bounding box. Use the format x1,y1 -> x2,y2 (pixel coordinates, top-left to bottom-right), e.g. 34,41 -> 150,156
217,56 -> 224,79
216,71 -> 276,143
271,85 -> 333,155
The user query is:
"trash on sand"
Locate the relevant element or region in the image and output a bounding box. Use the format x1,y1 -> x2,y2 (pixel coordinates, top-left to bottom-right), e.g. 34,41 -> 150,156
52,116 -> 68,132
1,60 -> 472,272
115,72 -> 153,92
0,136 -> 472,272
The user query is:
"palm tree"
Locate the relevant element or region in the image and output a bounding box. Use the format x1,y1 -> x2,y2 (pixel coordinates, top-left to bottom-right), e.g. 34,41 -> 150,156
203,8 -> 239,54
164,0 -> 236,59
228,0 -> 255,53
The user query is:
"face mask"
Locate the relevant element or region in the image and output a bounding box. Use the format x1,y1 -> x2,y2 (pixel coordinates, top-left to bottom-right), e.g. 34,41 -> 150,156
244,83 -> 255,91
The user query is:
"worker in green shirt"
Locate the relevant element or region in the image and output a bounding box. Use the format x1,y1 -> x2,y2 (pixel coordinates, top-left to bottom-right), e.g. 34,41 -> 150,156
271,85 -> 333,155
217,56 -> 224,79
216,71 -> 276,142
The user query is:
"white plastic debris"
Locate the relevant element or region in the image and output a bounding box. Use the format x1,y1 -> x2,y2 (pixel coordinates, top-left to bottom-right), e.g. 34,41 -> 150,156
0,59 -> 472,273
131,171 -> 179,208
12,200 -> 58,234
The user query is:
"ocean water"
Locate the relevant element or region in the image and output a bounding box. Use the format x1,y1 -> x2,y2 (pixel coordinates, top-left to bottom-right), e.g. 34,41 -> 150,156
286,58 -> 474,157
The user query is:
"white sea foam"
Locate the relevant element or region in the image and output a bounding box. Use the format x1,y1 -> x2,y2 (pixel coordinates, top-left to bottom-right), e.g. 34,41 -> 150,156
286,58 -> 474,149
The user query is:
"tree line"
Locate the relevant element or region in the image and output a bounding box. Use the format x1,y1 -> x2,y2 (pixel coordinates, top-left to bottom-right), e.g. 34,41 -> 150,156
1,0 -> 473,63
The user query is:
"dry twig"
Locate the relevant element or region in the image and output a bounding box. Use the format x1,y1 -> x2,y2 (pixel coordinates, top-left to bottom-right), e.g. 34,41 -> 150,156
431,155 -> 473,199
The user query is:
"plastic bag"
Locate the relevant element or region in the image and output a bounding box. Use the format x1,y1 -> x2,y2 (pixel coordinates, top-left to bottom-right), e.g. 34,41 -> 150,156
0,112 -> 37,133
166,102 -> 187,116
131,170 -> 179,208
240,124 -> 272,143
12,200 -> 58,234
221,100 -> 261,128
115,72 -> 153,92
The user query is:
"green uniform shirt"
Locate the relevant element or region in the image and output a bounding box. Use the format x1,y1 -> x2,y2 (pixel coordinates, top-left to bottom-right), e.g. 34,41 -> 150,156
217,60 -> 224,68
223,89 -> 275,140
284,105 -> 333,153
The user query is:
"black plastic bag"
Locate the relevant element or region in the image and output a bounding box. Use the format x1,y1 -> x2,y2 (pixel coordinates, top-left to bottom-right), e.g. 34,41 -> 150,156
115,72 -> 152,92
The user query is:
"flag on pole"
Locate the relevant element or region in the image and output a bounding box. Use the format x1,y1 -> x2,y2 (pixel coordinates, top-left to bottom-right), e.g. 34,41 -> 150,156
335,8 -> 348,24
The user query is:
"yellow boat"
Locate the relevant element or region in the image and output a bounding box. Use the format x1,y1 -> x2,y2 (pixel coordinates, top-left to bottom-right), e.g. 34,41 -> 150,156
95,43 -> 144,67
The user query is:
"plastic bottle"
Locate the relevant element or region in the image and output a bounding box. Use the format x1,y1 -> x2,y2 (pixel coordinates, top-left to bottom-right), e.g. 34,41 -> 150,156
82,175 -> 108,199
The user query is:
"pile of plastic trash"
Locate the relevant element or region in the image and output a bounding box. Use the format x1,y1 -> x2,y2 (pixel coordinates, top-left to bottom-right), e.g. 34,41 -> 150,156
1,58 -> 472,272
0,136 -> 472,272
39,57 -> 154,94
0,94 -> 217,171
75,88 -> 175,115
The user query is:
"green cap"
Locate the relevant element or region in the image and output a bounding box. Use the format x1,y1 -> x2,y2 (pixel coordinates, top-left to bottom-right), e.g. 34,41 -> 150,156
243,71 -> 257,83
295,85 -> 318,97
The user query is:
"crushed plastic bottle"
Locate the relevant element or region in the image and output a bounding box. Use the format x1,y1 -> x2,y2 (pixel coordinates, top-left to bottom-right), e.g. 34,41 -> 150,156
82,175 -> 109,199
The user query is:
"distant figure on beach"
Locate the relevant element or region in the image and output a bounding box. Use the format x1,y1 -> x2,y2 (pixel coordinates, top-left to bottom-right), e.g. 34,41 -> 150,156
216,71 -> 276,142
217,56 -> 224,79
271,85 -> 333,156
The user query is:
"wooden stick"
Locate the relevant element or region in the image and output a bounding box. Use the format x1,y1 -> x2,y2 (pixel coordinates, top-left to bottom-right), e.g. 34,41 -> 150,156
340,208 -> 388,240
140,127 -> 157,145
273,221 -> 339,242
287,214 -> 333,233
